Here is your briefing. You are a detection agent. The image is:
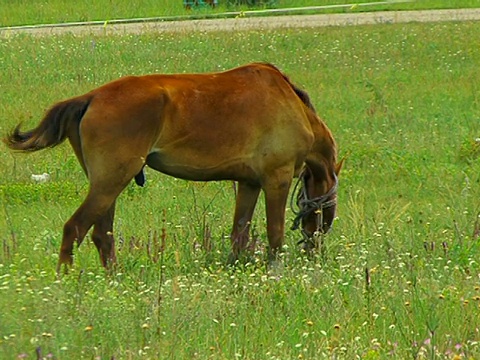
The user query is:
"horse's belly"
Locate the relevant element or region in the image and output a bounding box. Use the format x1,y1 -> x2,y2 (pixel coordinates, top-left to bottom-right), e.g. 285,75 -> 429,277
145,149 -> 256,182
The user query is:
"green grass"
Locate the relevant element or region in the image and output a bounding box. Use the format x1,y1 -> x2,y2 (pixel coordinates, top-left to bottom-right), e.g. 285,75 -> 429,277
1,0 -> 480,27
1,21 -> 480,359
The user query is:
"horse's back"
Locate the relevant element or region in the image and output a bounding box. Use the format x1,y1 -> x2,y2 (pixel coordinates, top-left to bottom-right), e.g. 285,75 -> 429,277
80,63 -> 316,182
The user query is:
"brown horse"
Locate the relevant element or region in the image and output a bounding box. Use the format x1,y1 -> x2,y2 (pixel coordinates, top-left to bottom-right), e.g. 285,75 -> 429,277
4,63 -> 342,272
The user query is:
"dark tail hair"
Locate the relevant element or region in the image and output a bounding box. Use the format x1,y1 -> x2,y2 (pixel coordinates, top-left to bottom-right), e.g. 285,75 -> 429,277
3,96 -> 91,152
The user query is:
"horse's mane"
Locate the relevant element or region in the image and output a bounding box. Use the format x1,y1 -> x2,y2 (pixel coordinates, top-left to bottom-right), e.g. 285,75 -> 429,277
258,63 -> 337,166
259,62 -> 317,113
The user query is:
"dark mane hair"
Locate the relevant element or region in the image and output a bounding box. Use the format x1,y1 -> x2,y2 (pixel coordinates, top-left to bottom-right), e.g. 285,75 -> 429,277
260,62 -> 317,113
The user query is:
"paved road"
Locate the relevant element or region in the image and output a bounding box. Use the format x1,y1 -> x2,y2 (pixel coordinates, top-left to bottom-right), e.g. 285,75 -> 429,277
1,8 -> 480,37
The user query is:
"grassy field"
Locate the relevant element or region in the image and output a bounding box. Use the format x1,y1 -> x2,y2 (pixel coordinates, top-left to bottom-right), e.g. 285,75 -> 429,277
1,0 -> 480,27
1,19 -> 480,359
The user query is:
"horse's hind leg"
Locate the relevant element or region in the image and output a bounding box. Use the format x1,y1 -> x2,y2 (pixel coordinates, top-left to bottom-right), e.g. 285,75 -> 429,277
229,181 -> 261,263
57,192 -> 103,272
57,177 -> 132,273
91,201 -> 117,267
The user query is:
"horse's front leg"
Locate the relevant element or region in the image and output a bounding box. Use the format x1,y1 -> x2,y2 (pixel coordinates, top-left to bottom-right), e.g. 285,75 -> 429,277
263,168 -> 293,262
228,181 -> 261,264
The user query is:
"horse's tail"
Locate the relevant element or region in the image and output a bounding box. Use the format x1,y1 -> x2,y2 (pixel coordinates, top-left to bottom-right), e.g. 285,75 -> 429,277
3,95 -> 92,152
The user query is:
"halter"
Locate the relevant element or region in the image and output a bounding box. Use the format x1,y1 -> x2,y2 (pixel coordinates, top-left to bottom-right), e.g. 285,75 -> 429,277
290,169 -> 338,233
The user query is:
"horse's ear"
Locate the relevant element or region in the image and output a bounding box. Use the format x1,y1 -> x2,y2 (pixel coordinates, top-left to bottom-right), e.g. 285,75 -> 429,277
335,157 -> 345,175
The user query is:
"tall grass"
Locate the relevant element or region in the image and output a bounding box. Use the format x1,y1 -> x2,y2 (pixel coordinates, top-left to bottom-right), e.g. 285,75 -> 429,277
1,21 -> 479,358
1,0 -> 480,27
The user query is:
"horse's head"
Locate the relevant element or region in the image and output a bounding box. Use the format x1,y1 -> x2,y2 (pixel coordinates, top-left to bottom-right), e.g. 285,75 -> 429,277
291,159 -> 343,251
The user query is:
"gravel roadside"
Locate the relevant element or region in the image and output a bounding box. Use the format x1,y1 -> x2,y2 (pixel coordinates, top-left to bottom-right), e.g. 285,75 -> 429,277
1,8 -> 480,38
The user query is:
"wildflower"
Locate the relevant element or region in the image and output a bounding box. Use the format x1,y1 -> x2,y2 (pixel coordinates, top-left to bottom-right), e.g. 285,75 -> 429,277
84,325 -> 93,332
306,320 -> 314,326
371,338 -> 381,348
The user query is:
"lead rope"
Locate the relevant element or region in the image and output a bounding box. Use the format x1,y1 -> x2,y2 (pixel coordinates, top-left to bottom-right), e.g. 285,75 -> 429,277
290,171 -> 338,231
